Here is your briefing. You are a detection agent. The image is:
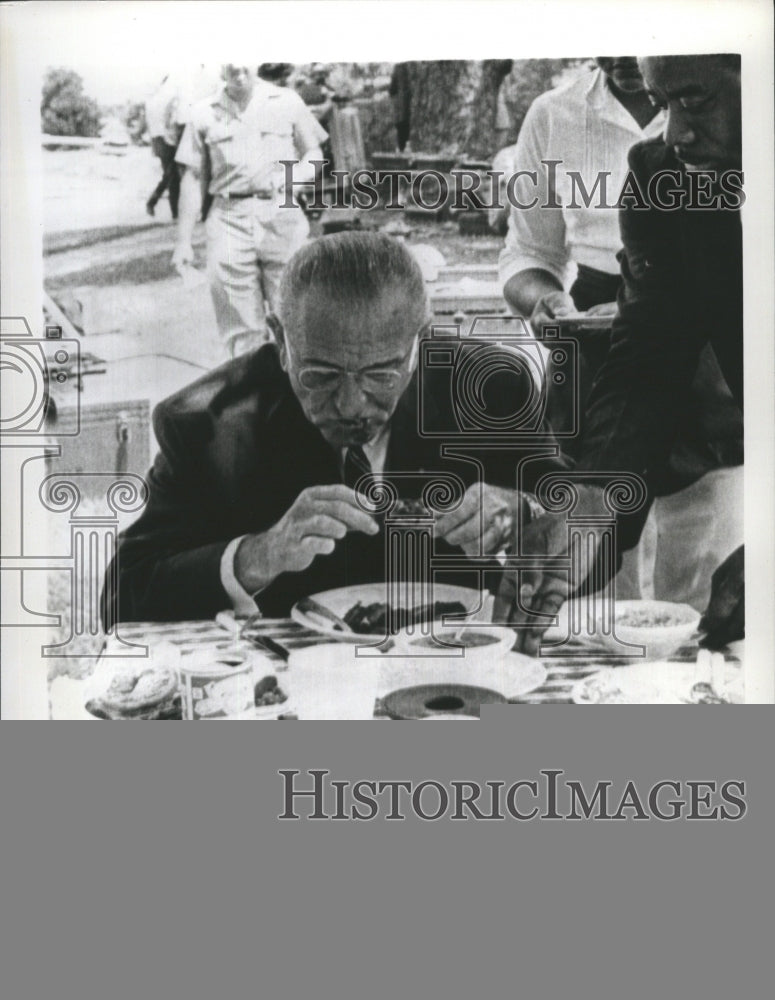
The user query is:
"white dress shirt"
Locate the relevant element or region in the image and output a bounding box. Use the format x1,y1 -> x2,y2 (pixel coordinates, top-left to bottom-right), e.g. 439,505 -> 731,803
220,427 -> 391,615
498,68 -> 665,289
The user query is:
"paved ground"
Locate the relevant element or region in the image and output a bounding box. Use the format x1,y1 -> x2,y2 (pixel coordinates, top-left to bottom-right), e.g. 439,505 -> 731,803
44,144 -> 172,234
44,144 -> 226,417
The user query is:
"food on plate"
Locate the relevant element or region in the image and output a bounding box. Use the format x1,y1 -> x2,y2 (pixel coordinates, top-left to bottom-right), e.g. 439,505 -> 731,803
194,673 -> 254,717
254,674 -> 289,708
574,675 -> 630,705
87,663 -> 181,720
690,682 -> 727,705
393,498 -> 428,516
343,600 -> 467,634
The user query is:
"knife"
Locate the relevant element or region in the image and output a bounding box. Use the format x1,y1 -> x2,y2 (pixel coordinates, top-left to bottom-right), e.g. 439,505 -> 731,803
249,635 -> 291,665
296,596 -> 355,633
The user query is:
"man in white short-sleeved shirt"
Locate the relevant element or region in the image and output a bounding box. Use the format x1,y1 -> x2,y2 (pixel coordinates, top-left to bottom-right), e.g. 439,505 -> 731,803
500,60 -> 665,336
174,64 -> 326,357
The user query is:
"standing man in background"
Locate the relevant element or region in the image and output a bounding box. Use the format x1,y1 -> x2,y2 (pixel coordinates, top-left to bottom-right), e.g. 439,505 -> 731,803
174,64 -> 326,358
145,74 -> 184,219
498,57 -> 743,609
389,62 -> 412,152
295,63 -> 335,130
499,54 -> 745,652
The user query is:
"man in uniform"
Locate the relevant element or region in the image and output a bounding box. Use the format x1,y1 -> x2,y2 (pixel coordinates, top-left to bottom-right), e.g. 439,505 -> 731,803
145,74 -> 184,219
174,64 -> 326,357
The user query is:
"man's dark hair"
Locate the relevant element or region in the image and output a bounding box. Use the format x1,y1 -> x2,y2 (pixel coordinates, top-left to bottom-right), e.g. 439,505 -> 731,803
258,63 -> 293,83
279,231 -> 427,328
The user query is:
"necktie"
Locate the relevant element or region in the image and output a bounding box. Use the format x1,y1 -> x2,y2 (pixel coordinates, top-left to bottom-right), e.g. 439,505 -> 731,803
343,445 -> 372,491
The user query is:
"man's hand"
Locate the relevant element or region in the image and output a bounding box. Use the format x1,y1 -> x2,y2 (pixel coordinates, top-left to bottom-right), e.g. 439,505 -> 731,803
494,485 -> 609,655
698,545 -> 744,650
434,484 -> 517,556
172,243 -> 194,271
529,290 -> 575,337
585,300 -> 618,318
234,485 -> 379,596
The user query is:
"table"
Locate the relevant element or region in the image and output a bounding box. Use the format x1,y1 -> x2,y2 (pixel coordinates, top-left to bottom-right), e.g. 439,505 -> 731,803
81,616 -> 725,717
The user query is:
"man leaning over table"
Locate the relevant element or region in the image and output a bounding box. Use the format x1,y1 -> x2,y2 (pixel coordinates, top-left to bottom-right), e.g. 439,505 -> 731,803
173,64 -> 326,358
497,54 -> 745,654
499,56 -> 743,610
101,232 -> 568,628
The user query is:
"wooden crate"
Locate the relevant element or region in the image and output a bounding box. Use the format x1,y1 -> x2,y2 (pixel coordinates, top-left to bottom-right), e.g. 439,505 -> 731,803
49,399 -> 151,486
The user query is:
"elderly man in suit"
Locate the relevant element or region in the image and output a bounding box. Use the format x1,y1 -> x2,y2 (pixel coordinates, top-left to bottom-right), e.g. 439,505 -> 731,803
103,232 -> 564,626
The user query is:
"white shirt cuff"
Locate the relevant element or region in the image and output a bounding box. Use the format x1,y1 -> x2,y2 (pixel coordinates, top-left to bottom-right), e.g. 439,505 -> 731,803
499,248 -> 568,290
220,535 -> 259,616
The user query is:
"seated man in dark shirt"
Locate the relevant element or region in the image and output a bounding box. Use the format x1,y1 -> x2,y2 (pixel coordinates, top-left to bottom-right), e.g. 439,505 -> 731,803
103,232 -> 564,626
498,54 -> 745,653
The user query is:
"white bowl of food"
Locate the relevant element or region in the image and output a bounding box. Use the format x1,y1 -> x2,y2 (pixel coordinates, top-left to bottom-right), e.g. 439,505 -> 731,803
395,624 -> 516,661
607,600 -> 700,661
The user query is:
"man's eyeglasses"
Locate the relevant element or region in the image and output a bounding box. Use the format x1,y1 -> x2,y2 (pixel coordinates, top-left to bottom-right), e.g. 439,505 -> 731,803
286,334 -> 420,396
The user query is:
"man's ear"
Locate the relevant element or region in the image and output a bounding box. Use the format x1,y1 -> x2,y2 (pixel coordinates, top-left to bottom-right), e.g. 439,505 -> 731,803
266,314 -> 288,368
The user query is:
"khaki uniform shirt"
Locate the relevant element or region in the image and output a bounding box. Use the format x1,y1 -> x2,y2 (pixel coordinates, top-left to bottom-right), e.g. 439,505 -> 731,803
176,80 -> 326,197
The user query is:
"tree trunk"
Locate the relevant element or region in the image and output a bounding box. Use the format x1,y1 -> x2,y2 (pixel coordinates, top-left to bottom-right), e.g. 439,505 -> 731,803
407,61 -> 501,160
402,59 -> 586,160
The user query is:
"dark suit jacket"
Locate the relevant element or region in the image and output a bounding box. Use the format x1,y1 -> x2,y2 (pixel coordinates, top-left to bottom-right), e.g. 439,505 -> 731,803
103,343 -> 567,625
577,139 -> 743,496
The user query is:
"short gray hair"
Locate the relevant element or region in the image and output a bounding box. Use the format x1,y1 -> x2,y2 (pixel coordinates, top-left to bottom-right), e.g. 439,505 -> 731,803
278,231 -> 427,329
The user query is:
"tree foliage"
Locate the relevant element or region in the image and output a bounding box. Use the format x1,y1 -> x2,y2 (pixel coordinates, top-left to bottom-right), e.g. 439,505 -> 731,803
41,68 -> 101,137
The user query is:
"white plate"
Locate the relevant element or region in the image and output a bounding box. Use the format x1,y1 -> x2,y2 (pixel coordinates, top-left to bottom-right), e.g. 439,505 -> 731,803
286,643 -> 547,717
419,713 -> 478,720
290,583 -> 489,642
571,658 -> 742,705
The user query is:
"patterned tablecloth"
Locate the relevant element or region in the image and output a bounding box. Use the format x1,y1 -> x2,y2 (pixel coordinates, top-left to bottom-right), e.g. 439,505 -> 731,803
84,616 -> 721,716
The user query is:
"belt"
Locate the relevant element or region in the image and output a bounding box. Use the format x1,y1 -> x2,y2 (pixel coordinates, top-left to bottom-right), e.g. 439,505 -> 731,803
221,190 -> 273,201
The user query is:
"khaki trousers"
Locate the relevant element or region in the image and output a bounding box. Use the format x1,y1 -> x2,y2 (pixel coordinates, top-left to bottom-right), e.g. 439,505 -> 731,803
206,198 -> 309,357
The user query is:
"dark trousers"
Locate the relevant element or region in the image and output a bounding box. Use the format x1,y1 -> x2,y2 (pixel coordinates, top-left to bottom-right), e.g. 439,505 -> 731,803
544,264 -> 620,460
148,137 -> 180,218
395,119 -> 410,152
546,264 -> 652,556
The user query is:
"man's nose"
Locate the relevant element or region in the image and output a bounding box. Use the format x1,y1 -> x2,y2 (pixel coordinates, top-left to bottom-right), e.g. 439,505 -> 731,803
664,104 -> 696,150
333,373 -> 368,418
